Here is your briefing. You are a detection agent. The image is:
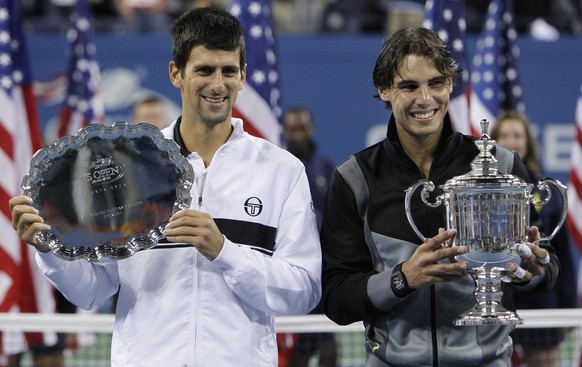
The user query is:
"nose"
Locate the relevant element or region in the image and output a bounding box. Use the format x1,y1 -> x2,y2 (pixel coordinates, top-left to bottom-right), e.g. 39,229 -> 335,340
416,85 -> 432,106
209,72 -> 225,94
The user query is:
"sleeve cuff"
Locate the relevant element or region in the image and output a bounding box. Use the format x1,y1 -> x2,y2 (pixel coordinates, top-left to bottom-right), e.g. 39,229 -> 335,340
513,273 -> 544,291
210,236 -> 238,272
367,270 -> 406,311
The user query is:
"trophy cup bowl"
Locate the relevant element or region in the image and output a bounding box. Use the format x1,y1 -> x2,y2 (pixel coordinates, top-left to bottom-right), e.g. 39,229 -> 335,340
404,120 -> 568,326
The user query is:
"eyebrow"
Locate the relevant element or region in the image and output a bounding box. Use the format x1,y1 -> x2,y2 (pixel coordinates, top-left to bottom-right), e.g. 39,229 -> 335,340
193,63 -> 240,71
395,75 -> 447,88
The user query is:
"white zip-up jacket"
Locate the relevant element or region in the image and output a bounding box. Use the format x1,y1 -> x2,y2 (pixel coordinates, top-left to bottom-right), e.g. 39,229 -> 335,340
36,118 -> 322,367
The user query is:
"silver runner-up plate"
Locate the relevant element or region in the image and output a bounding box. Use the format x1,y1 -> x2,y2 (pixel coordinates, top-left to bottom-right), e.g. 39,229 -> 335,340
22,122 -> 194,262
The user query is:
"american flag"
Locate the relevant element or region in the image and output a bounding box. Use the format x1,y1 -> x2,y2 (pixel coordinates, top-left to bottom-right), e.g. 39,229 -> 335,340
56,0 -> 104,139
423,0 -> 473,136
568,82 -> 582,254
0,0 -> 57,356
469,0 -> 525,131
229,0 -> 282,145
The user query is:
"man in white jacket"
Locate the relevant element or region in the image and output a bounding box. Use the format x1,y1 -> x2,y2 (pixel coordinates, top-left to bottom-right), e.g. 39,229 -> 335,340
9,7 -> 322,366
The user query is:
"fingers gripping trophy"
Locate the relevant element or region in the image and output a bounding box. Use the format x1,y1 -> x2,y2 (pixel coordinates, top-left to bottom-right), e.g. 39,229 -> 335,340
405,119 -> 568,326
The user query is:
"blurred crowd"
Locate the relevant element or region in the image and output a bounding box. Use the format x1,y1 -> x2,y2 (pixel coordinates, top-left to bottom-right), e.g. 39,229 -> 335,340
21,0 -> 231,33
22,0 -> 582,36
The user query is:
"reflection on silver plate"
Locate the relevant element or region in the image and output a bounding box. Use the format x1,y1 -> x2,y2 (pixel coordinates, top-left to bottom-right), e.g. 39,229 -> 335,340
22,122 -> 193,261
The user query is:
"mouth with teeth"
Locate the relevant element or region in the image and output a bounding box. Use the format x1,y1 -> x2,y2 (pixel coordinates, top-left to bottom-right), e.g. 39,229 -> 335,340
411,110 -> 436,120
203,96 -> 226,104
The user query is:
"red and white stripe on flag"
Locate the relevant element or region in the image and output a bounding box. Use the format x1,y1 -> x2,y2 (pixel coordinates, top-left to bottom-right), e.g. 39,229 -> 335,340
233,88 -> 281,145
568,83 -> 582,254
229,0 -> 282,146
0,0 -> 57,356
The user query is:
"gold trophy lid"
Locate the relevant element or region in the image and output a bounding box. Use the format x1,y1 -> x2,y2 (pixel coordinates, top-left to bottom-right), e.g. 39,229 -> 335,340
442,119 -> 528,189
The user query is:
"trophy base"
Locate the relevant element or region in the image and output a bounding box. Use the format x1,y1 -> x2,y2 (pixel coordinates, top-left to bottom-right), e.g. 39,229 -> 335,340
454,266 -> 523,326
454,305 -> 523,326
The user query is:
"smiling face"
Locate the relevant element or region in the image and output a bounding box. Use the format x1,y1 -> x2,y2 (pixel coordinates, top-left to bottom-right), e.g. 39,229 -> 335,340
494,118 -> 528,160
170,45 -> 246,128
377,55 -> 452,144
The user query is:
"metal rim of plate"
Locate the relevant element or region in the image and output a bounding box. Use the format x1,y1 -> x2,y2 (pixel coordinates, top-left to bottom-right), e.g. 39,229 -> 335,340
21,122 -> 193,261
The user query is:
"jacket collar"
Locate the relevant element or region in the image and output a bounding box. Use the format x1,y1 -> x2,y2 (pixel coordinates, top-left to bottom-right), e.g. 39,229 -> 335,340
171,117 -> 245,157
384,112 -> 462,164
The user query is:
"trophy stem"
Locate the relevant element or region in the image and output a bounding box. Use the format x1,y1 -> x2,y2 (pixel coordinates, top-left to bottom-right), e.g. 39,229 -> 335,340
453,267 -> 523,326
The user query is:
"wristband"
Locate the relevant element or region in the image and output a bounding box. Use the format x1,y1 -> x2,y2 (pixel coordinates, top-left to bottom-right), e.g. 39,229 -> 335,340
391,262 -> 415,298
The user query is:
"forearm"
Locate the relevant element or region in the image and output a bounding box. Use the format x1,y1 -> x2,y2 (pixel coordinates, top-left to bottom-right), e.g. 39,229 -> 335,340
323,268 -> 383,325
213,238 -> 321,315
36,252 -> 119,310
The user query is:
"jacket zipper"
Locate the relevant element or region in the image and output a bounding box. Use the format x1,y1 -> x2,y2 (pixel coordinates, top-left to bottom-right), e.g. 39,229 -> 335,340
197,170 -> 207,210
431,285 -> 438,366
427,153 -> 439,366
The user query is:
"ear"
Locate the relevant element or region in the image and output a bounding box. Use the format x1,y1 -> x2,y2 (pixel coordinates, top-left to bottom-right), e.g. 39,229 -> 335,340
238,63 -> 247,91
378,86 -> 390,101
169,61 -> 182,88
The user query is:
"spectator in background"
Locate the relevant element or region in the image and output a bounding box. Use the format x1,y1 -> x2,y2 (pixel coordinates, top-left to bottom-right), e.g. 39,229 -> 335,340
90,0 -> 121,32
320,0 -> 367,33
113,0 -> 170,32
36,0 -> 119,33
272,0 -> 329,33
131,95 -> 171,129
381,0 -> 424,34
361,0 -> 387,33
6,291 -> 74,367
7,329 -> 65,367
554,0 -> 582,35
166,0 -> 228,22
278,105 -> 337,367
491,111 -> 578,367
282,105 -> 335,228
465,0 -> 581,37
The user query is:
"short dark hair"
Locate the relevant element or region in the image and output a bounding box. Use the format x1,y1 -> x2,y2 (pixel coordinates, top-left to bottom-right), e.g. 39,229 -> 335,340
372,27 -> 461,110
171,7 -> 246,73
283,105 -> 314,127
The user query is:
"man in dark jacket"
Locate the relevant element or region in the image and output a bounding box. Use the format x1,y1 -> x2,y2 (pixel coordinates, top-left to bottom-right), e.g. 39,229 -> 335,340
283,105 -> 336,228
279,105 -> 338,367
320,27 -> 559,367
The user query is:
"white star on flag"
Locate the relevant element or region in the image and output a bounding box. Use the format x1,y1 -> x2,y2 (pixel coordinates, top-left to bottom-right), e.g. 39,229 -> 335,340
56,0 -> 104,139
423,0 -> 473,135
469,0 -> 525,131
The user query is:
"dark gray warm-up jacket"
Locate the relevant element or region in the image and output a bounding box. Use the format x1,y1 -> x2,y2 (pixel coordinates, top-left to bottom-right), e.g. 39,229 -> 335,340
320,114 -> 559,367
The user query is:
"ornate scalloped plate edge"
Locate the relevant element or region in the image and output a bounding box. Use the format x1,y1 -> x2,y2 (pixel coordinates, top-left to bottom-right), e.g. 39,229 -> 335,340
22,122 -> 194,262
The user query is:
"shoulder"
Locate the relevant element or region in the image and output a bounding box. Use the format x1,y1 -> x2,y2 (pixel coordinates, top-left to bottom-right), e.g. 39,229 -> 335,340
244,133 -> 305,170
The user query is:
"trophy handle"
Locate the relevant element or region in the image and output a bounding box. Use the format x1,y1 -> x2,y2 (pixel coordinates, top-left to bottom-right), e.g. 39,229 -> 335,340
529,178 -> 568,242
405,179 -> 444,242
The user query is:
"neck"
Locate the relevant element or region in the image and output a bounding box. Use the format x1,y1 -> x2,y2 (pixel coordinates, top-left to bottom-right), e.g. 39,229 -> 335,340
399,132 -> 440,178
180,119 -> 233,167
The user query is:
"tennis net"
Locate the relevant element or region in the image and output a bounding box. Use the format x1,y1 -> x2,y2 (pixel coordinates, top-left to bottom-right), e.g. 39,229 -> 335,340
0,309 -> 581,366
